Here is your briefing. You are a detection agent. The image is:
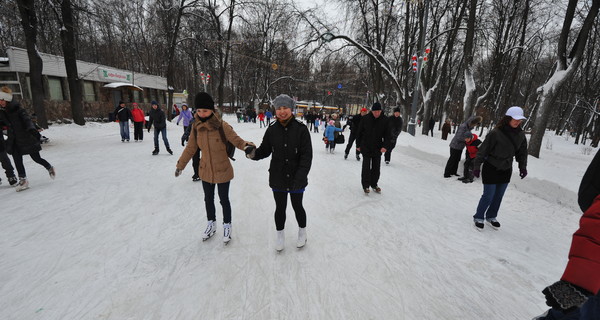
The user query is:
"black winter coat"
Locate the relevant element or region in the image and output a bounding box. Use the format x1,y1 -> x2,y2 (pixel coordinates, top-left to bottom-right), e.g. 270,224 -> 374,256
253,118 -> 313,191
474,126 -> 527,184
0,101 -> 41,155
113,106 -> 132,122
356,113 -> 390,156
388,115 -> 403,143
147,107 -> 167,130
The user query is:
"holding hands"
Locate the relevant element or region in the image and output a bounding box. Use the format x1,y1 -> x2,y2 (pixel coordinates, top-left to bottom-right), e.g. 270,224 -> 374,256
175,168 -> 182,177
245,143 -> 256,159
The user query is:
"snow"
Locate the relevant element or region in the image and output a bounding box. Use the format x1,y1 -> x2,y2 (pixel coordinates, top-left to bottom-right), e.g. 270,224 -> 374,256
1,116 -> 596,319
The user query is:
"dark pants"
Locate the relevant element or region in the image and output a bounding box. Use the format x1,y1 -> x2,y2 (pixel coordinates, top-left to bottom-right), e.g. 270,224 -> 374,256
463,157 -> 475,179
361,153 -> 381,188
444,148 -> 462,177
153,127 -> 170,149
12,150 -> 51,178
0,150 -> 15,178
133,122 -> 144,141
384,140 -> 398,162
202,181 -> 231,223
192,148 -> 200,177
273,191 -> 307,231
344,132 -> 361,156
536,294 -> 600,319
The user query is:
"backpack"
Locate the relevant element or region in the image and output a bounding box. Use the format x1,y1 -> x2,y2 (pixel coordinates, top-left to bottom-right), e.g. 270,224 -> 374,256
218,125 -> 236,161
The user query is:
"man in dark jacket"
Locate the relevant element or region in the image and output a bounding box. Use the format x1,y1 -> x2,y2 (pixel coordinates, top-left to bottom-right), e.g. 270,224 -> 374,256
356,102 -> 390,194
113,101 -> 132,142
146,100 -> 172,155
344,107 -> 368,161
246,94 -> 313,252
384,107 -> 403,165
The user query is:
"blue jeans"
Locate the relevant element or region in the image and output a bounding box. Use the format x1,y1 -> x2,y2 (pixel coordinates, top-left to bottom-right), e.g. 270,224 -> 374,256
536,294 -> 600,319
119,121 -> 130,140
474,183 -> 509,221
153,127 -> 170,149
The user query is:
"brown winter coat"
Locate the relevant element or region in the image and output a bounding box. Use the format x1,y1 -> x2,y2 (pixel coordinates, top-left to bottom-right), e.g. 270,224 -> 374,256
176,113 -> 249,183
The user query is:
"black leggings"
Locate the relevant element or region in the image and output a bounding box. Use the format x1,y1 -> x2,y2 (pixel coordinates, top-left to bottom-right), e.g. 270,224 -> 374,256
273,191 -> 307,231
12,150 -> 51,178
202,181 -> 231,223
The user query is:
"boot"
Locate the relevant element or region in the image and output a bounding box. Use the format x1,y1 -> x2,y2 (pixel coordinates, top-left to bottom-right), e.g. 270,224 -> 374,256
202,220 -> 216,241
297,228 -> 307,248
223,223 -> 232,244
16,177 -> 29,192
152,148 -> 159,155
48,166 -> 56,179
8,176 -> 18,186
167,147 -> 173,155
275,230 -> 285,252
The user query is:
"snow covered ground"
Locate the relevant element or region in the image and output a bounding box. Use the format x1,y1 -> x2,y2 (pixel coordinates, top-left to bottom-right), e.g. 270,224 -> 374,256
0,115 -> 596,319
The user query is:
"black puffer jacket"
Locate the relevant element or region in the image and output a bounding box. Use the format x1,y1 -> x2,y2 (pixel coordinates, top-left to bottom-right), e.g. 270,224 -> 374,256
147,107 -> 167,130
356,112 -> 390,156
388,115 -> 403,142
113,106 -> 132,122
0,101 -> 41,155
253,118 -> 313,191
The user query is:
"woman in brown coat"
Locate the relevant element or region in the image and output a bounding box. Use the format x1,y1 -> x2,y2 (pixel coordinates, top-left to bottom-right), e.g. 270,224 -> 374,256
175,92 -> 254,244
441,119 -> 452,140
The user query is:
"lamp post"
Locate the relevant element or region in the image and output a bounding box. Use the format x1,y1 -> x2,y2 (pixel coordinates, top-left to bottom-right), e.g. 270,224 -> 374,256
199,72 -> 211,92
408,0 -> 429,136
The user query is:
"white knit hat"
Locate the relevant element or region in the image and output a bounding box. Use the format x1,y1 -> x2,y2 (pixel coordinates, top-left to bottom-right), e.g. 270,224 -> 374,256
0,91 -> 12,102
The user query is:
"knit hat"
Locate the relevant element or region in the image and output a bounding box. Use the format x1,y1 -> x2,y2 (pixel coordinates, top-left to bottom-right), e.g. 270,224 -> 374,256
328,120 -> 335,126
360,107 -> 368,113
119,100 -> 125,105
393,107 -> 401,113
273,94 -> 295,109
194,92 -> 214,110
506,106 -> 527,120
151,100 -> 158,106
372,102 -> 382,111
463,131 -> 473,140
578,150 -> 600,212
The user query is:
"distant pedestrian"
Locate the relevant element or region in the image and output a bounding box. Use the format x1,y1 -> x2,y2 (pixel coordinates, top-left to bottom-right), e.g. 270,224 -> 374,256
131,102 -> 146,142
344,107 -> 367,161
356,102 -> 390,194
471,107 -> 527,230
324,120 -> 342,153
384,107 -> 403,165
245,94 -> 312,252
113,101 -> 132,142
0,86 -> 55,192
443,115 -> 482,178
265,110 -> 273,125
258,111 -> 266,128
176,103 -> 193,138
428,117 -> 435,137
147,101 -> 172,155
441,119 -> 451,140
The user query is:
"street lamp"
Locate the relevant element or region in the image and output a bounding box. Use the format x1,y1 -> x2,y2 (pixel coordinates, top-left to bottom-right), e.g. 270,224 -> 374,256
408,0 -> 429,136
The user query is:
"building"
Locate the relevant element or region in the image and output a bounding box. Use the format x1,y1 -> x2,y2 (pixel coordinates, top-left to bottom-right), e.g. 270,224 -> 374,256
0,46 -> 169,120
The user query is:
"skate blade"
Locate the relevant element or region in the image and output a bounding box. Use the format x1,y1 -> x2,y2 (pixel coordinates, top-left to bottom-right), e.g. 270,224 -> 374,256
473,224 -> 484,232
202,231 -> 216,241
16,187 -> 30,192
486,221 -> 499,230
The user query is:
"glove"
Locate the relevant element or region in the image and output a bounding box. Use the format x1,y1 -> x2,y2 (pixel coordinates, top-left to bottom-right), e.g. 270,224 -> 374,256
519,168 -> 527,179
244,145 -> 256,159
542,281 -> 591,313
29,129 -> 41,140
473,169 -> 480,178
175,168 -> 182,177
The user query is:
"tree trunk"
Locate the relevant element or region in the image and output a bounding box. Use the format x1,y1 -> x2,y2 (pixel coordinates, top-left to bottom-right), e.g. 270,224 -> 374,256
59,0 -> 85,125
461,0 -> 478,121
16,0 -> 48,128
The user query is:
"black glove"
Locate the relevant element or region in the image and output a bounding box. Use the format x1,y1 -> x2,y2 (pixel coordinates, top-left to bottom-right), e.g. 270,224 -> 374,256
244,145 -> 256,159
542,280 -> 591,313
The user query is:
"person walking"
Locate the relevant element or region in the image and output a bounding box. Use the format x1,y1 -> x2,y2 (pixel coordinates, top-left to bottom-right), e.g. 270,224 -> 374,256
175,92 -> 254,244
324,120 -> 342,153
258,111 -> 266,128
533,150 -> 600,320
384,107 -> 403,165
113,101 -> 132,142
265,110 -> 273,126
428,117 -> 435,137
344,107 -> 367,161
176,103 -> 193,138
443,115 -> 482,178
245,94 -> 312,252
146,101 -> 172,155
356,102 -> 390,194
0,86 -> 55,192
131,102 -> 146,142
441,119 -> 452,140
0,123 -> 17,186
471,106 -> 528,230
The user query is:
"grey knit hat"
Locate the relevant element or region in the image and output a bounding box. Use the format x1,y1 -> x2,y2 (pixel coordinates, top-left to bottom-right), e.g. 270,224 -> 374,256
273,94 -> 295,109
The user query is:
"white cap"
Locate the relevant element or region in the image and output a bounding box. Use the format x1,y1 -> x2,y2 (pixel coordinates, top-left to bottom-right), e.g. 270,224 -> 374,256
506,106 -> 526,120
0,91 -> 12,102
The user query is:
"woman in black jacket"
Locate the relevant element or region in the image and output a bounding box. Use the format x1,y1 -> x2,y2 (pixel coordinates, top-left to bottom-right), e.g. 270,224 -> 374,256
246,94 -> 313,252
472,106 -> 528,230
0,87 -> 54,192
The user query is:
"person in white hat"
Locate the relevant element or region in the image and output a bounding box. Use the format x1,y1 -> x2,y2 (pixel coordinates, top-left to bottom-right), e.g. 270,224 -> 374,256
471,106 -> 528,230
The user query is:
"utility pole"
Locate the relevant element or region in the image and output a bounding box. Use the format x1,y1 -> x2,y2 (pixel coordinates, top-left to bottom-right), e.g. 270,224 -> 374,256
408,0 -> 429,136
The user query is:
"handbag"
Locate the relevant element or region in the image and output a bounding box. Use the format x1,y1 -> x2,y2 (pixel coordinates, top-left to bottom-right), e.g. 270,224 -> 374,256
335,133 -> 345,144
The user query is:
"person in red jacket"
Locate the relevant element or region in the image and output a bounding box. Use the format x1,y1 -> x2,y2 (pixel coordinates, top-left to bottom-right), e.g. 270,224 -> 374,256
534,150 -> 600,319
131,103 -> 146,142
458,132 -> 481,183
258,111 -> 266,128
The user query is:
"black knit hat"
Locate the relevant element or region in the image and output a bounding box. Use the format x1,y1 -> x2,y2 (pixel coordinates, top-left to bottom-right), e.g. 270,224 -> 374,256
578,150 -> 600,212
393,107 -> 401,113
195,92 -> 214,110
372,102 -> 382,111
